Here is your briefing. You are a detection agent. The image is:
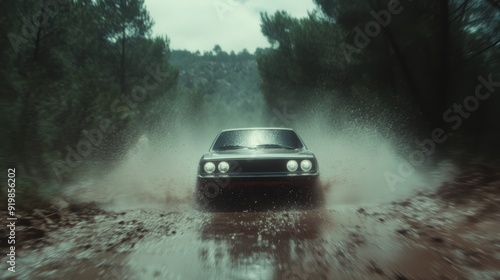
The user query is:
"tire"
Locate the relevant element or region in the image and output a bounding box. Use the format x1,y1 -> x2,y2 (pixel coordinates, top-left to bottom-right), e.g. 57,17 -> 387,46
195,181 -> 221,211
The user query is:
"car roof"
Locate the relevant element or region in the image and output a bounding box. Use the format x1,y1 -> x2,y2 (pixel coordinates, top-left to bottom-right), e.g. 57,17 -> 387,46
220,127 -> 295,132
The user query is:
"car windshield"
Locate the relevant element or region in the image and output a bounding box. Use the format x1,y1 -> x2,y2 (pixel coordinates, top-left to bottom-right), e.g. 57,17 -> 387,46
212,129 -> 303,151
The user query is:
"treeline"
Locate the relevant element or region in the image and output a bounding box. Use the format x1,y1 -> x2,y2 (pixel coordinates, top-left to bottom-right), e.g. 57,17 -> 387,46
0,0 -> 181,198
170,47 -> 265,129
170,46 -> 255,65
257,0 -> 500,157
170,48 -> 260,95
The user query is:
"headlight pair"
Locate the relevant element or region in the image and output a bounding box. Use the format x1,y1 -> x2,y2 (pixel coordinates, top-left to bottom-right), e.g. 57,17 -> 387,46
203,161 -> 229,174
287,160 -> 312,172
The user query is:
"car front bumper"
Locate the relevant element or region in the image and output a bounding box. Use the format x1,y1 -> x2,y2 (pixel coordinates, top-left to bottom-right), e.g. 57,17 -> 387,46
195,173 -> 324,211
197,174 -> 319,198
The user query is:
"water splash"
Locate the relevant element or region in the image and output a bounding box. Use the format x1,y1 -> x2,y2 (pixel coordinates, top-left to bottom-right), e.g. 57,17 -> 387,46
66,88 -> 455,210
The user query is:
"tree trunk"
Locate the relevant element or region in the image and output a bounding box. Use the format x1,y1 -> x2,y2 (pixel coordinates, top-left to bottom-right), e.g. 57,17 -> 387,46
436,0 -> 450,124
120,26 -> 126,94
120,0 -> 126,94
33,0 -> 46,62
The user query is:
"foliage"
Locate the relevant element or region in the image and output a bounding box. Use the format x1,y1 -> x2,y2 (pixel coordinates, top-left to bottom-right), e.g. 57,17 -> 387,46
257,0 -> 500,155
0,0 -> 178,193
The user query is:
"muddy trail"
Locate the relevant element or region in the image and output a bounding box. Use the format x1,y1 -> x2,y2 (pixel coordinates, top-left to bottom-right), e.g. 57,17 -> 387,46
2,168 -> 500,280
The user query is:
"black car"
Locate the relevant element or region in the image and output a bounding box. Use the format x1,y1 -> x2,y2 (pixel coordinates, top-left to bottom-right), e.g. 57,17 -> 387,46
196,128 -> 321,210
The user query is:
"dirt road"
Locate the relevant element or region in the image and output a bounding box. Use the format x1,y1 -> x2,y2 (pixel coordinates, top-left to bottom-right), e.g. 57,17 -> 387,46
2,182 -> 499,280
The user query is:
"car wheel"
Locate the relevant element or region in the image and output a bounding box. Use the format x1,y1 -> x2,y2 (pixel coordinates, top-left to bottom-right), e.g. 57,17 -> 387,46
202,182 -> 221,199
195,182 -> 222,211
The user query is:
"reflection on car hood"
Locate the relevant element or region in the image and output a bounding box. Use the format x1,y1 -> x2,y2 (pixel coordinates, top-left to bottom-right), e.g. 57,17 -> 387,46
202,149 -> 315,161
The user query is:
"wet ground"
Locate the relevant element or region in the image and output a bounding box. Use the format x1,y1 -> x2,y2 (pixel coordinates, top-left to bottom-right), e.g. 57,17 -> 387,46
2,183 -> 500,280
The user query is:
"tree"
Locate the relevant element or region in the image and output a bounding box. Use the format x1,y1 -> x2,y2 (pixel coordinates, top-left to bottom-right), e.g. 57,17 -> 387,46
257,11 -> 345,108
258,0 -> 500,156
96,0 -> 153,95
213,44 -> 222,55
0,0 -> 179,191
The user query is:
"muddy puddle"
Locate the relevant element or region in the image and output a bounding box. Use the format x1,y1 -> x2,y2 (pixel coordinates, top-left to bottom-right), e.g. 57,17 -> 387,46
3,194 -> 500,280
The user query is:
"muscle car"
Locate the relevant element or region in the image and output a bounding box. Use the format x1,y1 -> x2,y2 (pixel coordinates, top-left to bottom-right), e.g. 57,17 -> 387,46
196,128 -> 321,210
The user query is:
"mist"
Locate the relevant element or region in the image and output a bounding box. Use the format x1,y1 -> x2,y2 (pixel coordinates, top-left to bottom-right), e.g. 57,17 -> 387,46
65,87 -> 456,211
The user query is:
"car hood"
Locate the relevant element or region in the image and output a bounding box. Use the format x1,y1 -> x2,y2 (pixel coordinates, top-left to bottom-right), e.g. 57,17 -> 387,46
201,149 -> 315,161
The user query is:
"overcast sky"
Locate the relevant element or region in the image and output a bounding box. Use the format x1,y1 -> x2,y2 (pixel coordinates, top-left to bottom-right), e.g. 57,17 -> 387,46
144,0 -> 316,53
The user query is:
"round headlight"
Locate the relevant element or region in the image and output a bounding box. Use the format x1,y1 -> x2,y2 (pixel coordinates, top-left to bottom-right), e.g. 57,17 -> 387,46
286,160 -> 298,172
300,160 -> 312,171
218,161 -> 229,173
203,162 -> 215,173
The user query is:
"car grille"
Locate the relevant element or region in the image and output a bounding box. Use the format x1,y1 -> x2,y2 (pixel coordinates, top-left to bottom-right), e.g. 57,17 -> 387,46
233,159 -> 288,173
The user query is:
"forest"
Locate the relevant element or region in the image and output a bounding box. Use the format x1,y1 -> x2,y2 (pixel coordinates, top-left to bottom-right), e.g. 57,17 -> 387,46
1,0 -> 499,207
258,0 -> 500,147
